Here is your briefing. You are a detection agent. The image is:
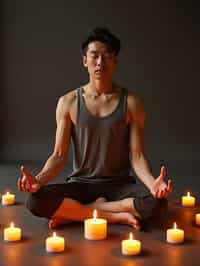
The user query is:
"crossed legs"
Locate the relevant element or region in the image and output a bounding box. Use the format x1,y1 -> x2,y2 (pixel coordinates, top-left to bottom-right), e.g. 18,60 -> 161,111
49,197 -> 140,229
26,182 -> 167,230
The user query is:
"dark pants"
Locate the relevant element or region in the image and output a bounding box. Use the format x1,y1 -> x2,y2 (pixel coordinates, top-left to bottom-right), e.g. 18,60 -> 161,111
26,181 -> 167,221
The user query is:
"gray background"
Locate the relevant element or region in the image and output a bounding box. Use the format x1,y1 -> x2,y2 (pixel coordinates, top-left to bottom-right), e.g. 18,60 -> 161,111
1,1 -> 199,171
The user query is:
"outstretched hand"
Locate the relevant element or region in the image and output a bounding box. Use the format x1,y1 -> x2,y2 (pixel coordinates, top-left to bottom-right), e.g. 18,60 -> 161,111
18,165 -> 41,193
150,166 -> 172,198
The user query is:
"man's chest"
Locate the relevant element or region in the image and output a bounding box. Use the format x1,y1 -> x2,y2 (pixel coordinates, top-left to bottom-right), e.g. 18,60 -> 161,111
83,94 -> 120,116
70,94 -> 125,124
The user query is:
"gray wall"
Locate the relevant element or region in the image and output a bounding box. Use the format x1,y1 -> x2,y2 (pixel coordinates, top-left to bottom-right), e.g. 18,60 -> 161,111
1,1 -> 200,167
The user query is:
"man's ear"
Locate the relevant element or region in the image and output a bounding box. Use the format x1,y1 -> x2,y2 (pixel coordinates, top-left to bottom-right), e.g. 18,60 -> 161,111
83,55 -> 87,67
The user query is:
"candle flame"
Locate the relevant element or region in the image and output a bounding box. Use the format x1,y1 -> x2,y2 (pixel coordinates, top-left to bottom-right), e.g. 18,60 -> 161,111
187,191 -> 190,197
53,232 -> 57,237
129,233 -> 133,240
173,222 -> 177,229
10,222 -> 14,228
93,209 -> 97,220
6,191 -> 10,195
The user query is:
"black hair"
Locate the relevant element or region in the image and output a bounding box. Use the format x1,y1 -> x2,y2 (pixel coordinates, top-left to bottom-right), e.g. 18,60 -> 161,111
81,27 -> 121,55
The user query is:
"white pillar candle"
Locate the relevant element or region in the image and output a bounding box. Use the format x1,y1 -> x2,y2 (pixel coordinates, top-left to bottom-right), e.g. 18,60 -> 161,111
84,209 -> 107,240
4,222 -> 22,242
166,223 -> 184,244
2,192 -> 15,205
182,192 -> 196,207
46,232 -> 65,253
121,233 -> 142,255
195,213 -> 200,226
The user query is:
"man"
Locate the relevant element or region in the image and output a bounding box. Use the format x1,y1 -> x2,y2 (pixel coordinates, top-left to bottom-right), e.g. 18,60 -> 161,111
18,28 -> 172,229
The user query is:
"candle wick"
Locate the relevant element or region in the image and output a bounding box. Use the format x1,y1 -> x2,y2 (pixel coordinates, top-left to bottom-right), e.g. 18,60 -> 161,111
93,209 -> 97,221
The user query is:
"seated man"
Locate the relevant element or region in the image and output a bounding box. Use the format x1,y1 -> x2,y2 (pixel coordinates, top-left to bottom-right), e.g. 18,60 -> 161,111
18,27 -> 172,229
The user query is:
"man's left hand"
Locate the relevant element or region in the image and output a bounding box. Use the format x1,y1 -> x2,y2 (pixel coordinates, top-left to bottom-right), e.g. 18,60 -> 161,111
150,166 -> 172,198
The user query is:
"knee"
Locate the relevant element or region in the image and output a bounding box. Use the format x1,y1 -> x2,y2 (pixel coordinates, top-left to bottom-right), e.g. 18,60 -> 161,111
152,198 -> 168,219
26,193 -> 44,218
135,196 -> 168,221
26,189 -> 64,219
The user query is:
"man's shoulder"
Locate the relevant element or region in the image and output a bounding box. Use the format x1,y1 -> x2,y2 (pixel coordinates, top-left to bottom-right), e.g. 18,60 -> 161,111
61,88 -> 78,102
57,88 -> 80,108
125,89 -> 144,112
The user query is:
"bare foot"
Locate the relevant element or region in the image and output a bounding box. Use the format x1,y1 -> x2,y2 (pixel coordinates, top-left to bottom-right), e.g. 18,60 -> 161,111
48,218 -> 71,229
94,197 -> 107,203
86,197 -> 107,209
116,212 -> 141,230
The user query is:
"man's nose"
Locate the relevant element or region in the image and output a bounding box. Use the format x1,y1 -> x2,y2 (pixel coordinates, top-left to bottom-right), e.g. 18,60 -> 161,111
96,55 -> 104,65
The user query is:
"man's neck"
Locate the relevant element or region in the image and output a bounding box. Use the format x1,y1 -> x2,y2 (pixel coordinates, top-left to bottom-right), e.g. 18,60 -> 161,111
87,79 -> 115,95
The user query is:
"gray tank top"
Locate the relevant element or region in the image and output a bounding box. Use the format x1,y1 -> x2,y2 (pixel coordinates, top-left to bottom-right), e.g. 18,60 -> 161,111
67,87 -> 134,184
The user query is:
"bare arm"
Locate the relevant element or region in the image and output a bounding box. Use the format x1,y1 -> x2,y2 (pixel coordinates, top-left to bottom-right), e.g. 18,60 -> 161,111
18,92 -> 75,192
35,95 -> 73,186
128,93 -> 172,198
128,94 -> 155,190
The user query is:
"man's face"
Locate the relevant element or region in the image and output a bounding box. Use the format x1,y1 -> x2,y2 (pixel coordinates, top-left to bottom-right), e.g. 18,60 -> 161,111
83,41 -> 118,80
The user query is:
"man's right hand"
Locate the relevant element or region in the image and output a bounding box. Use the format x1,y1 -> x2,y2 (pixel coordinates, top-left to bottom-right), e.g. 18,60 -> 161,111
18,165 -> 41,193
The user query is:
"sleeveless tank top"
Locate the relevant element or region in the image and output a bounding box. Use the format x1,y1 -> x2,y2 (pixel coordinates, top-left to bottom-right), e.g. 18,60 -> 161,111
67,87 -> 135,183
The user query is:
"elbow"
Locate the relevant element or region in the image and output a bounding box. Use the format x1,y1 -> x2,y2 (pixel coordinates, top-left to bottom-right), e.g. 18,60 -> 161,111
52,151 -> 67,164
131,150 -> 146,168
131,150 -> 144,162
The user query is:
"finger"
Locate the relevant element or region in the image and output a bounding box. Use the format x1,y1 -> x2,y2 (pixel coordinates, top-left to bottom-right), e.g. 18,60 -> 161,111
17,178 -> 22,191
160,190 -> 165,198
132,216 -> 141,230
159,165 -> 166,180
22,175 -> 33,187
20,182 -> 25,192
24,181 -> 31,192
159,189 -> 165,198
155,189 -> 159,198
159,190 -> 164,199
20,165 -> 32,178
31,183 -> 40,193
164,187 -> 169,197
167,179 -> 173,193
152,191 -> 156,198
157,190 -> 162,198
21,177 -> 30,192
151,189 -> 156,198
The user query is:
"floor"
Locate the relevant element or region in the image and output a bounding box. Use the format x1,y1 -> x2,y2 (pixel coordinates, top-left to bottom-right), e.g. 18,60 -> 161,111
0,162 -> 200,266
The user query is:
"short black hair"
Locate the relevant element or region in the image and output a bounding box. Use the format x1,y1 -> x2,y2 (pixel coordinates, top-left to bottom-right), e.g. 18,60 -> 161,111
81,27 -> 121,55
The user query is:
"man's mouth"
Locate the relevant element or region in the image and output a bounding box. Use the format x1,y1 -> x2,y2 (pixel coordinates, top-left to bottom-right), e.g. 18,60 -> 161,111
95,69 -> 104,73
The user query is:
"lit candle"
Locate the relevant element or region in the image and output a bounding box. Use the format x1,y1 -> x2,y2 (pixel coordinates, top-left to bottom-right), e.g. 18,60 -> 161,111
84,209 -> 107,240
195,213 -> 200,226
2,191 -> 15,206
121,233 -> 142,255
4,222 -> 22,242
46,232 -> 65,253
181,192 -> 196,207
166,222 -> 184,244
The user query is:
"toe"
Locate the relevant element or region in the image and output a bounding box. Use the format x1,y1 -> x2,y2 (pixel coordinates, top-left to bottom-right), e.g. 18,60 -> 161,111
48,219 -> 57,229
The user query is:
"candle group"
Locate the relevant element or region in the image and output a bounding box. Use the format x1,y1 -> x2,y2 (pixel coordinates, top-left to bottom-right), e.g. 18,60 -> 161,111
84,210 -> 107,240
1,189 -> 200,255
166,223 -> 184,244
182,192 -> 196,207
2,192 -> 15,206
